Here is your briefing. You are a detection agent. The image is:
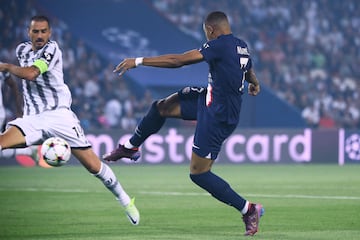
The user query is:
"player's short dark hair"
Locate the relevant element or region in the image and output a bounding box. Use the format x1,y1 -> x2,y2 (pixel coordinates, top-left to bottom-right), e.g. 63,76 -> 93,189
205,11 -> 228,26
30,15 -> 51,28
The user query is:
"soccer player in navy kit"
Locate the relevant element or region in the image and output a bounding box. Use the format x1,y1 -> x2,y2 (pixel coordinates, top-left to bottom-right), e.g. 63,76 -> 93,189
104,11 -> 263,235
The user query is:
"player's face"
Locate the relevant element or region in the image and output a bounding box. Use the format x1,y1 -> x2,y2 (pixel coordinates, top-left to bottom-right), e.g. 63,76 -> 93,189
28,20 -> 51,50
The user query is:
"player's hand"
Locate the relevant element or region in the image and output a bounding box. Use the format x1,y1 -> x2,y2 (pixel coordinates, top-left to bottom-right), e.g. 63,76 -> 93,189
248,83 -> 260,96
113,58 -> 136,76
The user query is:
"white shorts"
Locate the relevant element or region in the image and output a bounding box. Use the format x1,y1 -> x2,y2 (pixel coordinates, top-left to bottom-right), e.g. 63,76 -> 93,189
7,108 -> 91,148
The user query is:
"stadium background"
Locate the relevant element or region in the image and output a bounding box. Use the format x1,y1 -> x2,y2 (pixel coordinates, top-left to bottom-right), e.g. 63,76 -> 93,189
1,0 -> 359,165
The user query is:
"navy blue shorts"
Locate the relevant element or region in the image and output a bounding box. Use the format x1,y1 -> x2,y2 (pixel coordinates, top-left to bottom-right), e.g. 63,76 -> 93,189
178,87 -> 237,160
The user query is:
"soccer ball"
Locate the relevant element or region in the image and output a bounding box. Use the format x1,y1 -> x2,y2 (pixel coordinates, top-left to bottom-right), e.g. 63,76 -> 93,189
345,134 -> 360,161
41,137 -> 71,167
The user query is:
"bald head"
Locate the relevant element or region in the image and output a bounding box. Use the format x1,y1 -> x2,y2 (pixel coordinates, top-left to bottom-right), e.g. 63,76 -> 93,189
203,11 -> 231,40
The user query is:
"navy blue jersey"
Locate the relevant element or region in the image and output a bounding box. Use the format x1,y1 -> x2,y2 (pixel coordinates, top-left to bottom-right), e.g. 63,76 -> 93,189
199,34 -> 252,124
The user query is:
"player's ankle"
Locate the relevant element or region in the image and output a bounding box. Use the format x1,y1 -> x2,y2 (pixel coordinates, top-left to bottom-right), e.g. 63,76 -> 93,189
124,141 -> 137,149
245,203 -> 255,216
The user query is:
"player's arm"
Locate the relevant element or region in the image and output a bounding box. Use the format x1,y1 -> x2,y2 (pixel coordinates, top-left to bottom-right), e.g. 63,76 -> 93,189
142,49 -> 204,68
5,75 -> 23,117
245,68 -> 260,96
0,62 -> 42,81
114,49 -> 204,76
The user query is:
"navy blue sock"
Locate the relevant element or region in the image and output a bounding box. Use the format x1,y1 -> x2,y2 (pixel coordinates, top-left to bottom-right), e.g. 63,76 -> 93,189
190,171 -> 247,212
130,101 -> 166,147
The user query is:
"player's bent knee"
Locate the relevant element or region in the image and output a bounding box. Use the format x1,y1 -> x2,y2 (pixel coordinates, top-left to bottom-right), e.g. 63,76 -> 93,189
156,100 -> 168,116
157,94 -> 180,117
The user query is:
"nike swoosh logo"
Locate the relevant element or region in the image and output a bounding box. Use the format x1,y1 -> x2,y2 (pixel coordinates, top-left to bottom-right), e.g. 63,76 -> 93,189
192,144 -> 200,149
126,213 -> 139,225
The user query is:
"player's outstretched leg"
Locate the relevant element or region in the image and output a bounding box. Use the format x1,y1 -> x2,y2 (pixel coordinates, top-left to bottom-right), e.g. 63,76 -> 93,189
190,171 -> 264,235
1,146 -> 50,168
103,101 -> 165,162
94,162 -> 140,225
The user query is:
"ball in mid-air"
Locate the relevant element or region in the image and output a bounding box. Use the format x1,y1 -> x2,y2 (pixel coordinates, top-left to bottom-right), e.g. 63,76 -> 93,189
41,137 -> 71,167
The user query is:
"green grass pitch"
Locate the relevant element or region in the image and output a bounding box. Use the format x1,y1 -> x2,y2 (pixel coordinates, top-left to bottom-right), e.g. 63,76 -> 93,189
0,164 -> 359,240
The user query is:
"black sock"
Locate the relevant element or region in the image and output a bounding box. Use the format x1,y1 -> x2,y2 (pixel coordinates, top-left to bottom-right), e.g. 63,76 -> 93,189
130,101 -> 166,147
190,171 -> 247,212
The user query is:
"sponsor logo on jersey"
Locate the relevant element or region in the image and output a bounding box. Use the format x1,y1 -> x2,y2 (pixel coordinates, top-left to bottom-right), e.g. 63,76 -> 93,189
237,46 -> 249,55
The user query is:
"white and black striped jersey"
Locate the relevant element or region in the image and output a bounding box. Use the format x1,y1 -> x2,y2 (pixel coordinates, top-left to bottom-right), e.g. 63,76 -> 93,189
16,40 -> 72,116
0,67 -> 10,118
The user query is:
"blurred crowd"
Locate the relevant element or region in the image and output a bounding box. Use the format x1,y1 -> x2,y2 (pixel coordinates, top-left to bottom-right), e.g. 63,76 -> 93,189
152,0 -> 360,129
1,0 -> 359,130
0,0 -> 153,131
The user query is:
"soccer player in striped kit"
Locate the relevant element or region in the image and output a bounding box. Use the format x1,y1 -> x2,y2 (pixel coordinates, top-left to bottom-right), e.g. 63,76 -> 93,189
104,11 -> 264,235
0,15 -> 140,225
